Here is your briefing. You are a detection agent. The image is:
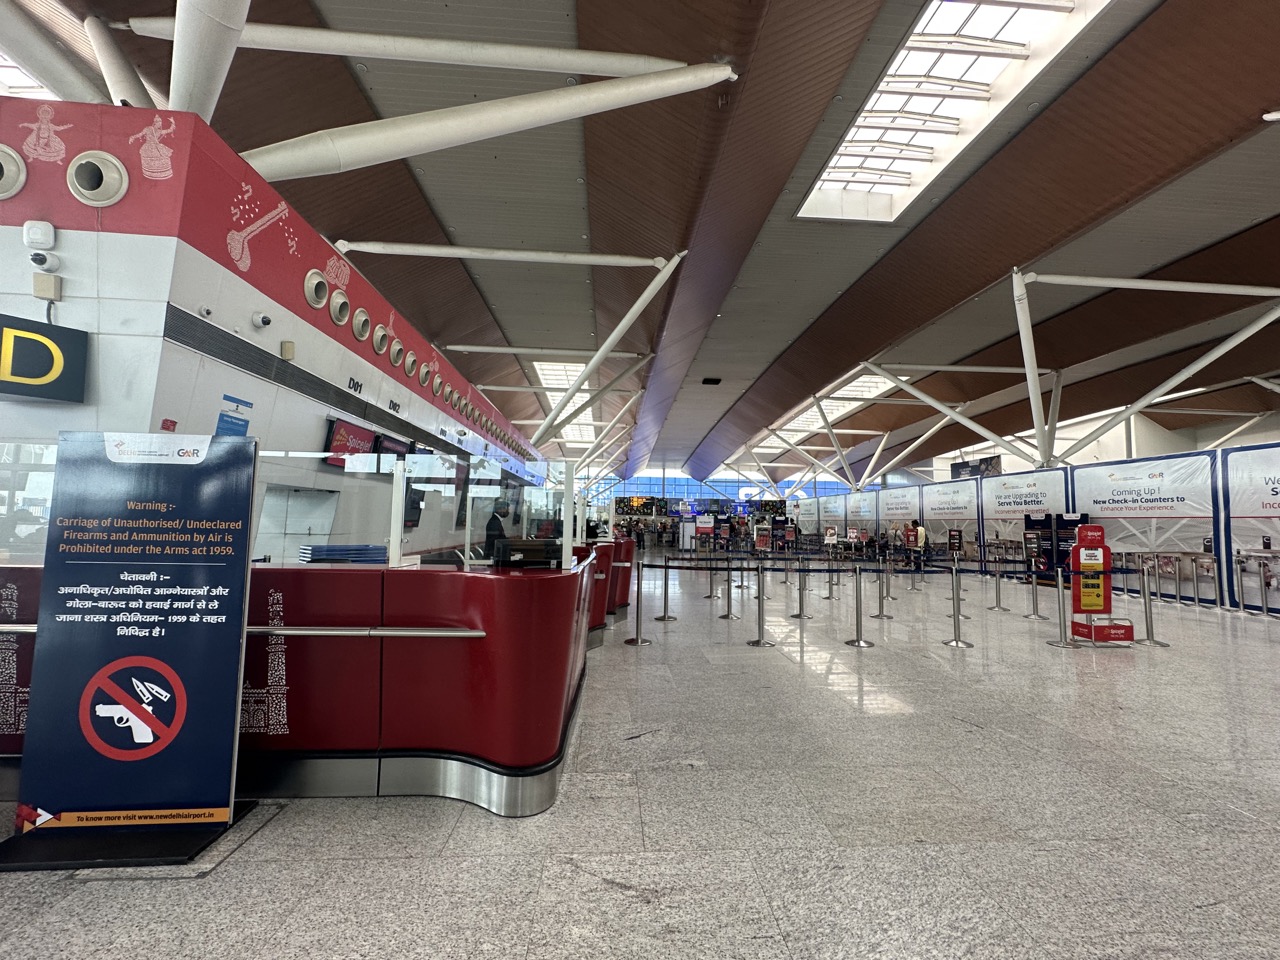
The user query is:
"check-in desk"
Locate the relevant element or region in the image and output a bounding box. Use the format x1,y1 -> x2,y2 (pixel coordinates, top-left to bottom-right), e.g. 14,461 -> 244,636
608,537 -> 636,612
573,541 -> 614,634
237,560 -> 591,816
4,560 -> 592,816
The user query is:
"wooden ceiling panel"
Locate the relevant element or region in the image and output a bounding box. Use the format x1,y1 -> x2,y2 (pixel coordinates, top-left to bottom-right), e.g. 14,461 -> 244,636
688,0 -> 1280,478
579,0 -> 886,476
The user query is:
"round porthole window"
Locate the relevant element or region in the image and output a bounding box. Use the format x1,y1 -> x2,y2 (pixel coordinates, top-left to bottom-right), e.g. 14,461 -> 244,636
304,270 -> 329,309
418,363 -> 432,388
443,385 -> 453,404
66,150 -> 129,207
329,290 -> 351,326
372,324 -> 389,354
432,374 -> 444,396
389,339 -> 404,367
0,144 -> 28,200
352,309 -> 371,341
404,351 -> 417,376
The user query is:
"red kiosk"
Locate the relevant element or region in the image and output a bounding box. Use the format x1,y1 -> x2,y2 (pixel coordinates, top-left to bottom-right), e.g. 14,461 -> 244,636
1068,525 -> 1134,645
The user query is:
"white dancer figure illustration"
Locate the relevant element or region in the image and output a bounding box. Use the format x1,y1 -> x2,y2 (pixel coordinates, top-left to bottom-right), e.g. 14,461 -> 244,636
20,104 -> 72,164
324,255 -> 351,289
129,115 -> 178,179
226,201 -> 289,272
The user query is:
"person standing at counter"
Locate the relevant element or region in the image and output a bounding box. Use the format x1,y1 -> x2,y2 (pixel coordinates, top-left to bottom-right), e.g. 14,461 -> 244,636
483,500 -> 511,559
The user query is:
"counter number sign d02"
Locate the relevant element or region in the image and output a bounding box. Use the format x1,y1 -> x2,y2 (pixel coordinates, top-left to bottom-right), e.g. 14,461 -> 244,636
17,433 -> 256,834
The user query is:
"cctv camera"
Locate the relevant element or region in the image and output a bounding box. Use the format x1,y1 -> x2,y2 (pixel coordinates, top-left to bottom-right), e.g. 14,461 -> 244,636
30,251 -> 60,272
252,311 -> 272,328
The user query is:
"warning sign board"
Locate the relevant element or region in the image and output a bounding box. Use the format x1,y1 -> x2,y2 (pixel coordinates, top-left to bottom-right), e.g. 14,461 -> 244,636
17,433 -> 255,832
78,657 -> 187,762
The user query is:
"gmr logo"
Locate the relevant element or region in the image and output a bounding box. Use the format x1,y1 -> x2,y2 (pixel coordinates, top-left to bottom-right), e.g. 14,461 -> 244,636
177,448 -> 202,458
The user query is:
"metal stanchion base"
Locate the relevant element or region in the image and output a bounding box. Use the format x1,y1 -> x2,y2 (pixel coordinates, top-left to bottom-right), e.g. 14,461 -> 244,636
946,613 -> 973,621
703,593 -> 720,600
735,583 -> 750,590
1023,614 -> 1050,621
869,613 -> 893,620
653,615 -> 677,622
1047,639 -> 1084,649
624,637 -> 651,646
753,593 -> 772,601
718,613 -> 742,621
790,613 -> 813,620
822,594 -> 839,601
844,638 -> 875,648
942,639 -> 974,648
1134,637 -> 1170,648
747,639 -> 776,647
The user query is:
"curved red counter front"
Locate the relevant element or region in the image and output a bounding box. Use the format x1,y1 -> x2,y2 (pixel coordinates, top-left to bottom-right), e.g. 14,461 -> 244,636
610,537 -> 636,611
573,541 -> 614,631
237,559 -> 592,816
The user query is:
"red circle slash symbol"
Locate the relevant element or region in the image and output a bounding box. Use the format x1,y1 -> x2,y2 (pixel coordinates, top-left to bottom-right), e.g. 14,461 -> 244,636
78,656 -> 188,761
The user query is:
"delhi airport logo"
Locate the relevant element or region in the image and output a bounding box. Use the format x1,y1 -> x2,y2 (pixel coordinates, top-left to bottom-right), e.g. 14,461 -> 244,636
1001,481 -> 1036,490
1108,471 -> 1163,483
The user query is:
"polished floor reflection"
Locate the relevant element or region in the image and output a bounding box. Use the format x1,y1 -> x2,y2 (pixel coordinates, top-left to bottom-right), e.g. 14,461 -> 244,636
3,556 -> 1280,958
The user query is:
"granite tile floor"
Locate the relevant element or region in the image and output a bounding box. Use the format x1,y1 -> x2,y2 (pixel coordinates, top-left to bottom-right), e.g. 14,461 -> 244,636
4,555 -> 1280,958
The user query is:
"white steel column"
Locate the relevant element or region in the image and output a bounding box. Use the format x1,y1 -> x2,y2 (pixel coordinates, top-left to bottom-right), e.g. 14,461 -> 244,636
748,450 -> 785,500
168,0 -> 251,122
542,355 -> 653,441
1207,412 -> 1273,449
0,0 -> 108,103
530,252 -> 685,447
1011,269 -> 1051,463
449,346 -> 646,359
83,17 -> 154,107
1045,370 -> 1064,460
1056,300 -> 1280,462
768,430 -> 852,488
862,361 -> 1038,465
813,397 -> 856,487
561,459 -> 575,570
336,240 -> 664,268
243,65 -> 735,182
129,18 -> 687,78
1248,376 -> 1280,397
863,413 -> 956,488
1027,273 -> 1280,298
565,394 -> 642,463
858,432 -> 892,491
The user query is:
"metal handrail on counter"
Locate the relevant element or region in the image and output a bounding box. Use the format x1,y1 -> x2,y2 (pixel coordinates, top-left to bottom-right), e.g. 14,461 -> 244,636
1,624 -> 486,639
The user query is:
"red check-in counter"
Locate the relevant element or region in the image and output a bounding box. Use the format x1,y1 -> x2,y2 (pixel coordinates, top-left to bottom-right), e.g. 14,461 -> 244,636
610,537 -> 636,611
237,558 -> 591,816
0,566 -> 40,797
3,559 -> 591,816
573,541 -> 614,631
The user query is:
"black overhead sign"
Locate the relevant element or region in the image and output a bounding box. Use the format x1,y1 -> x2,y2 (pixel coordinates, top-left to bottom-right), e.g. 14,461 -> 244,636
0,313 -> 88,403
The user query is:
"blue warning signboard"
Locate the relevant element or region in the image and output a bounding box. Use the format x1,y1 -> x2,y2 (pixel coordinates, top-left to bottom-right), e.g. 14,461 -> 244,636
15,433 -> 255,833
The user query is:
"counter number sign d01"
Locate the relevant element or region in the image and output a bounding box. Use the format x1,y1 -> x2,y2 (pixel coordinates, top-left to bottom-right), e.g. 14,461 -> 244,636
17,433 -> 256,834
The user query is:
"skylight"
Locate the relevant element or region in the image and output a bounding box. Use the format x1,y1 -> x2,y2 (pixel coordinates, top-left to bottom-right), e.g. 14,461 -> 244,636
799,0 -> 1109,223
532,361 -> 597,447
776,374 -> 894,438
0,55 -> 56,100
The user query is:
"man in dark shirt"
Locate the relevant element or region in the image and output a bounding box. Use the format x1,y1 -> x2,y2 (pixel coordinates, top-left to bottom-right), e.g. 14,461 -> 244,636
483,500 -> 510,559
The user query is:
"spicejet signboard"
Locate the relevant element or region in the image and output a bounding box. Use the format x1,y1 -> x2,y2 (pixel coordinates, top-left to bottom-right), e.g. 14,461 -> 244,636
0,313 -> 88,403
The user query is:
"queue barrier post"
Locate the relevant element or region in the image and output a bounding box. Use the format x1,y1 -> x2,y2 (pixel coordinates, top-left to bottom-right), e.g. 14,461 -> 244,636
988,564 -> 1010,612
1024,565 -> 1050,621
748,563 -> 775,647
823,564 -> 839,601
1047,567 -> 1083,649
886,557 -> 898,600
946,559 -> 972,621
624,560 -> 651,646
654,554 -> 677,622
870,564 -> 893,621
1134,566 -> 1169,647
791,560 -> 813,620
720,561 -> 741,621
845,564 -> 874,648
942,563 -> 973,648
